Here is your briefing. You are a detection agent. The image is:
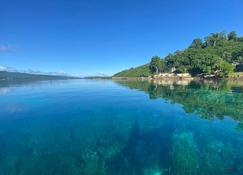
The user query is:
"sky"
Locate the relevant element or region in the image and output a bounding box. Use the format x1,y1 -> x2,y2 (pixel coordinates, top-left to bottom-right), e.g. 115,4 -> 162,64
0,0 -> 243,76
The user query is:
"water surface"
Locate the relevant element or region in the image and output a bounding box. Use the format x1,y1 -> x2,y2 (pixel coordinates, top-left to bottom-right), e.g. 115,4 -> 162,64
0,79 -> 243,175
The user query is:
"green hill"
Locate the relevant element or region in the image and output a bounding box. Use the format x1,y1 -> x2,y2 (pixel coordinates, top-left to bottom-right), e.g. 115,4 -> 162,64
113,31 -> 243,78
113,64 -> 150,77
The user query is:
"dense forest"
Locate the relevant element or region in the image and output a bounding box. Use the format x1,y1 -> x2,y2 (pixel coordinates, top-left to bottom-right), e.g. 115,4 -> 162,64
114,31 -> 243,78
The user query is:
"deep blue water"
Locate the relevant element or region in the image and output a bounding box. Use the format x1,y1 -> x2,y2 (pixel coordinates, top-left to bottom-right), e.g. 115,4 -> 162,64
0,79 -> 243,175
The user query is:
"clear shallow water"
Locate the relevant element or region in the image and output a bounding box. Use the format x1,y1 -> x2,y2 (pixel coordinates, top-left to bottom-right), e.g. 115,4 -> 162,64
0,79 -> 243,175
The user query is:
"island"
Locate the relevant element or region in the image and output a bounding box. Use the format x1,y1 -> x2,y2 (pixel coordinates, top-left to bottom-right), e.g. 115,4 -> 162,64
0,71 -> 80,83
113,31 -> 243,80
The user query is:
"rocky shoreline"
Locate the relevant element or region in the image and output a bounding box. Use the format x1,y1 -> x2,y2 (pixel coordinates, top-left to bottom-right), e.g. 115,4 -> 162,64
112,73 -> 243,86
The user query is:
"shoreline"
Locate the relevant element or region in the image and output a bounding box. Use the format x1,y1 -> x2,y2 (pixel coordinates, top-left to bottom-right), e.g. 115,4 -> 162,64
112,74 -> 243,86
112,73 -> 243,81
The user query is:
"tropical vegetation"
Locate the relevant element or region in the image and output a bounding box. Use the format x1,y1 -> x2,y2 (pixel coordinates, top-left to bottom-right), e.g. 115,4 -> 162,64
114,31 -> 243,78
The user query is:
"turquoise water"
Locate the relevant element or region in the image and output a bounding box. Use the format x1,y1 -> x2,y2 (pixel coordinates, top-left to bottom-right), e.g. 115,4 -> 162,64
0,79 -> 243,175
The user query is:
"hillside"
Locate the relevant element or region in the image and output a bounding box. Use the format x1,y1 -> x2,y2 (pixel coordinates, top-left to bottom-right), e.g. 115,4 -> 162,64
113,64 -> 151,77
0,71 -> 77,82
113,31 -> 243,78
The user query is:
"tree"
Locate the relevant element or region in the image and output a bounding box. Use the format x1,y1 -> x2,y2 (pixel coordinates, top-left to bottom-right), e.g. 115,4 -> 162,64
228,31 -> 237,41
205,32 -> 227,47
188,53 -> 233,77
238,37 -> 243,42
189,38 -> 203,49
114,31 -> 242,78
159,59 -> 168,72
216,60 -> 234,77
232,49 -> 243,64
176,66 -> 188,73
222,52 -> 232,63
150,56 -> 161,74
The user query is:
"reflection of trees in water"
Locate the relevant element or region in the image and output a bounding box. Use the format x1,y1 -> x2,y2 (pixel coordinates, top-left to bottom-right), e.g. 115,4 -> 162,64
115,80 -> 243,122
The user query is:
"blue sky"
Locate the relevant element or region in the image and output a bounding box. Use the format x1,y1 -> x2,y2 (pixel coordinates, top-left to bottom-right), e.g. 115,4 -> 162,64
0,0 -> 243,76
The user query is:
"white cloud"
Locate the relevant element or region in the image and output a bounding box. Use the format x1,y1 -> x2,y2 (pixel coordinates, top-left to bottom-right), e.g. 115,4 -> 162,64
97,72 -> 107,76
0,65 -> 17,72
0,64 -> 72,76
0,65 -> 7,71
57,70 -> 67,75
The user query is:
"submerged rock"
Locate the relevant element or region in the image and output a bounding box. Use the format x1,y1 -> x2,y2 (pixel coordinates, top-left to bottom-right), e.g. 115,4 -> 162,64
170,132 -> 199,175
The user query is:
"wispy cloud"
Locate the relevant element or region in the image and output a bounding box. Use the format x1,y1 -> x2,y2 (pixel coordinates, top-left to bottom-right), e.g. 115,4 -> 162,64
0,65 -> 7,71
0,45 -> 17,53
97,72 -> 108,77
0,64 -> 73,76
0,65 -> 17,72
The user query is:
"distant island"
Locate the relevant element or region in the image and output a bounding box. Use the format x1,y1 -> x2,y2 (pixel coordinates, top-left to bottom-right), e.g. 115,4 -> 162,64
113,31 -> 243,79
0,71 -> 79,82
